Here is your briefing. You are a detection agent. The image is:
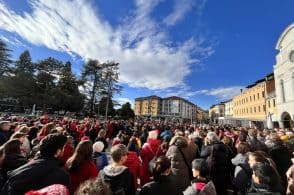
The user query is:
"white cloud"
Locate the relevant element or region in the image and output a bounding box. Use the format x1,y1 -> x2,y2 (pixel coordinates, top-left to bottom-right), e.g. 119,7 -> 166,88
0,0 -> 212,90
194,86 -> 243,100
163,0 -> 207,26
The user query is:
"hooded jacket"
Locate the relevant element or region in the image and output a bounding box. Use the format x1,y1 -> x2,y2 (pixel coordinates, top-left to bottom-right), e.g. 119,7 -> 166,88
99,165 -> 135,195
166,136 -> 197,191
183,180 -> 217,195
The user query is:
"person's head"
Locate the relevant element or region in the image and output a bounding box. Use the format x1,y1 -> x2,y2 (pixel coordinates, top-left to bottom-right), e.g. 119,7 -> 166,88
93,141 -> 104,153
153,156 -> 171,181
66,140 -> 93,172
18,126 -> 30,134
75,178 -> 111,195
222,136 -> 232,146
237,142 -> 250,154
39,133 -> 67,158
206,132 -> 219,144
192,158 -> 209,178
252,162 -> 280,191
248,151 -> 275,169
3,139 -> 22,155
66,136 -> 74,145
110,144 -> 128,164
248,129 -> 257,138
98,129 -> 106,138
10,132 -> 26,143
0,121 -> 10,131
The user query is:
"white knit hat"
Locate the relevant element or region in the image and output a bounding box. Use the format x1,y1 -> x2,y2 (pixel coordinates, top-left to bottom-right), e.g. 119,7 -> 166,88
93,141 -> 105,152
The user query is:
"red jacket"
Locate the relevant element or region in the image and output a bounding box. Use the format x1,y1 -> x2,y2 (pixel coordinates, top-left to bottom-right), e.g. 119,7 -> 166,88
140,139 -> 161,186
124,151 -> 141,190
69,160 -> 98,192
61,144 -> 74,164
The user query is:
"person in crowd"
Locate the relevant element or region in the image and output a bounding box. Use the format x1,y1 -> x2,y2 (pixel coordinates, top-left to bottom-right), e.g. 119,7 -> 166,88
124,138 -> 141,190
61,136 -> 75,164
0,121 -> 12,146
99,144 -> 135,195
95,129 -> 108,152
140,130 -> 161,186
248,129 -> 268,152
75,178 -> 111,195
0,139 -> 27,182
248,151 -> 277,170
139,156 -> 183,195
66,140 -> 98,192
17,126 -> 31,156
166,134 -> 197,191
92,141 -> 108,171
200,131 -> 229,195
268,137 -> 292,189
183,158 -> 217,195
1,133 -> 71,195
286,164 -> 294,195
231,142 -> 251,195
247,162 -> 282,195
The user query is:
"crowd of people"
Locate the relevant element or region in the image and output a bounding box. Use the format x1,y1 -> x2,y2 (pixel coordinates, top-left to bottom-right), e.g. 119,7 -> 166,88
0,113 -> 293,195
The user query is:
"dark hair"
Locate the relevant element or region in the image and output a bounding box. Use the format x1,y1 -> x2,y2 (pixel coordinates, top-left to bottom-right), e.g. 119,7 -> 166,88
252,162 -> 281,191
238,132 -> 248,142
66,140 -> 93,172
75,178 -> 111,195
3,139 -> 22,155
237,142 -> 250,154
192,158 -> 209,177
153,156 -> 171,181
39,133 -> 67,156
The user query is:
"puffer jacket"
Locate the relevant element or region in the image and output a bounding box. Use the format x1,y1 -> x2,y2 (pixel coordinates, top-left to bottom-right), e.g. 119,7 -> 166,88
183,180 -> 217,195
166,136 -> 197,191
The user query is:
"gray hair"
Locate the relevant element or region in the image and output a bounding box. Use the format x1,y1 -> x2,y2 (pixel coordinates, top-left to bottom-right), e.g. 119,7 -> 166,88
206,132 -> 219,142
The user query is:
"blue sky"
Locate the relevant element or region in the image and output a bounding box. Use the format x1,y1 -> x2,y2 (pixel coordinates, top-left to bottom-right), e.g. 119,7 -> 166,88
0,0 -> 293,110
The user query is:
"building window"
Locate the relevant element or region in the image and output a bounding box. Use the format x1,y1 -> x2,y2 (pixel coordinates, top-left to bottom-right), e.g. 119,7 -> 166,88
257,93 -> 259,99
258,106 -> 260,112
273,99 -> 276,107
254,107 -> 256,113
280,80 -> 286,103
263,105 -> 266,112
250,96 -> 252,101
262,91 -> 265,98
253,95 -> 255,101
268,100 -> 271,108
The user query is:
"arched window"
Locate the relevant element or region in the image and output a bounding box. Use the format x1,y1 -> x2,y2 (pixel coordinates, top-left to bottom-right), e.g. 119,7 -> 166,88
280,79 -> 285,103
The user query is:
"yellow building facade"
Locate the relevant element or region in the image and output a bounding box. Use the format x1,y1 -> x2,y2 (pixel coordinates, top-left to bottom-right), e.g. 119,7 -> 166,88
134,96 -> 162,117
233,79 -> 267,128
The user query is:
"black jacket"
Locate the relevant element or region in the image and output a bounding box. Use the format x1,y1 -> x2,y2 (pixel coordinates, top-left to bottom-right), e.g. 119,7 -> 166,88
0,154 -> 27,181
139,175 -> 183,195
1,155 -> 71,195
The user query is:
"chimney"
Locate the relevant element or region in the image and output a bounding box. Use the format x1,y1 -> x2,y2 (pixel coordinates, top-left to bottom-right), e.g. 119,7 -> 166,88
240,88 -> 243,93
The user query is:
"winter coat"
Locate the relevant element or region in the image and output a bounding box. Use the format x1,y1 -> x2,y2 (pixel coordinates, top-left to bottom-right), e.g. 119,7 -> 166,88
231,153 -> 251,193
123,151 -> 141,190
1,155 -> 71,195
92,151 -> 108,171
139,175 -> 183,195
248,137 -> 268,152
166,136 -> 197,191
183,180 -> 217,195
269,143 -> 292,187
0,130 -> 12,146
140,139 -> 161,186
200,141 -> 229,195
68,160 -> 98,192
0,154 -> 27,181
99,165 -> 135,195
61,144 -> 74,164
